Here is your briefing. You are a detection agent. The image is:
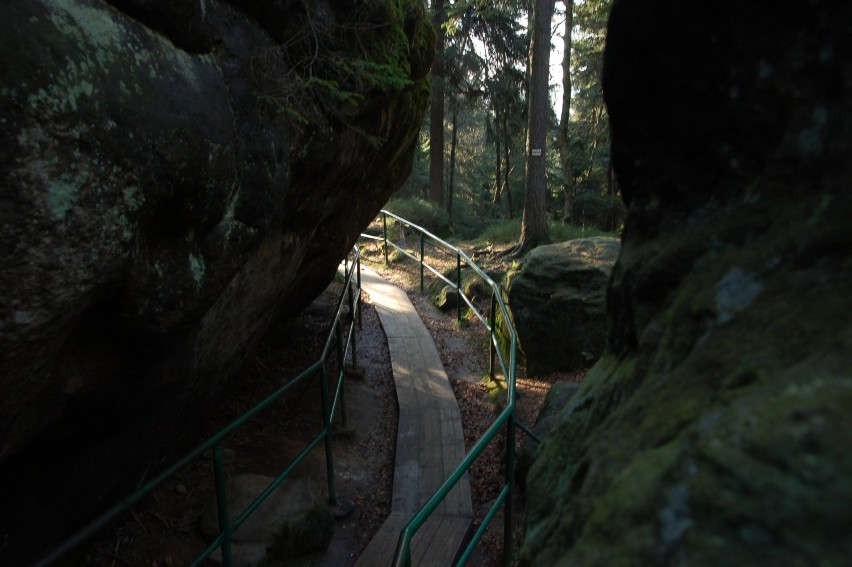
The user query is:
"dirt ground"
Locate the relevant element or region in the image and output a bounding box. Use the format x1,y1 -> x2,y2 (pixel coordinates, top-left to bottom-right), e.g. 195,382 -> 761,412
80,245 -> 584,566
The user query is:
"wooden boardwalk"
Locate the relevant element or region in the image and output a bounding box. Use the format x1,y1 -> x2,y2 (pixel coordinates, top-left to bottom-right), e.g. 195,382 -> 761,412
355,266 -> 472,567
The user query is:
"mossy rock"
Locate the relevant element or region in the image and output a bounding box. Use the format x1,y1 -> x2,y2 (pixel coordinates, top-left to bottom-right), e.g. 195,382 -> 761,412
515,381 -> 581,491
502,237 -> 621,376
0,0 -> 433,561
434,284 -> 459,312
520,1 -> 852,565
201,474 -> 333,562
430,266 -> 493,313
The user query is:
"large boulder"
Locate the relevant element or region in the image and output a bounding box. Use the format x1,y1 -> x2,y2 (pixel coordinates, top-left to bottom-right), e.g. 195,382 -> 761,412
515,381 -> 580,491
504,237 -> 620,376
522,2 -> 852,566
0,0 -> 432,561
200,474 -> 334,564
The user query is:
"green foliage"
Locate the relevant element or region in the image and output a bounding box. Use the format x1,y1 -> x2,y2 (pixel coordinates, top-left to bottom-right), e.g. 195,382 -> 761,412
565,0 -> 613,196
259,0 -> 432,133
387,247 -> 413,263
395,100 -> 525,231
395,126 -> 431,200
477,219 -> 523,244
427,265 -> 491,300
574,191 -> 626,232
449,208 -> 492,240
476,218 -> 610,245
486,377 -> 508,412
549,220 -> 609,241
385,197 -> 451,236
388,0 -> 616,243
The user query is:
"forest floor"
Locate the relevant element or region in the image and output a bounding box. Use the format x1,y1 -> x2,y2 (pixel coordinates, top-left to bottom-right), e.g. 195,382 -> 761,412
82,239 -> 585,567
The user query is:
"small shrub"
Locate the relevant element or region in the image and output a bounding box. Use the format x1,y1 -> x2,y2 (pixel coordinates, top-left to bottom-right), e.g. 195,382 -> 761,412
487,377 -> 507,412
549,221 -> 608,242
387,248 -> 413,264
477,219 -> 522,244
448,200 -> 491,239
573,192 -> 626,232
384,198 -> 451,237
476,218 -> 611,245
432,267 -> 492,300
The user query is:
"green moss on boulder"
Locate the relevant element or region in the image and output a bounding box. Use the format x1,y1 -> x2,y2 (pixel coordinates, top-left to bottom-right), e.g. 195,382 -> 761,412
521,1 -> 852,565
503,237 -> 621,376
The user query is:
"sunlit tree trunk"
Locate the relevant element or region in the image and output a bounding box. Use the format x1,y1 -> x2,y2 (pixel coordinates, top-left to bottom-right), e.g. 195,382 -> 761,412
492,115 -> 503,216
502,113 -> 514,220
447,108 -> 458,221
429,0 -> 445,206
558,0 -> 574,222
517,0 -> 555,254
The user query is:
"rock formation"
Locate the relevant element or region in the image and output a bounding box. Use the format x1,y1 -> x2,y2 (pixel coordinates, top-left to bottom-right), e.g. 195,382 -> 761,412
515,381 -> 580,491
504,236 -> 620,375
0,0 -> 432,561
523,1 -> 852,565
200,474 -> 334,564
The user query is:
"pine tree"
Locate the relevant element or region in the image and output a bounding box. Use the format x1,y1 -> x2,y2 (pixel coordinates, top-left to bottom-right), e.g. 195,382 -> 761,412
516,0 -> 555,255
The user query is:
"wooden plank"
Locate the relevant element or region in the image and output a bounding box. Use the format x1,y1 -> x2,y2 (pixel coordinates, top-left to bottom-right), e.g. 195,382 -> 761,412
353,512 -> 408,567
358,267 -> 473,566
411,515 -> 473,566
419,376 -> 443,502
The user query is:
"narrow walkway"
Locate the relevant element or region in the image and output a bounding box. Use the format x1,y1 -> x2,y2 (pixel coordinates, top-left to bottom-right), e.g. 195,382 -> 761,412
355,266 -> 472,567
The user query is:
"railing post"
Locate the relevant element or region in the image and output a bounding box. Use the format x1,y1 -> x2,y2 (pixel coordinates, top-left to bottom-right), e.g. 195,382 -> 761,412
213,444 -> 233,567
382,212 -> 389,265
489,292 -> 497,381
419,233 -> 425,292
348,273 -> 359,372
503,336 -> 519,566
504,414 -> 516,567
336,319 -> 348,427
319,365 -> 337,505
456,251 -> 462,322
393,532 -> 412,567
356,253 -> 363,329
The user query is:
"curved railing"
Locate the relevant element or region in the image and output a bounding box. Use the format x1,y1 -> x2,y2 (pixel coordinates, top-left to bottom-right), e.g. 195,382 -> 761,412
361,210 -> 539,566
34,246 -> 364,567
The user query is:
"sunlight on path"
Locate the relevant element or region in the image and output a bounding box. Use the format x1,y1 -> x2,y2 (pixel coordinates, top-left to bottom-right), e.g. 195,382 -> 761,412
355,266 -> 473,566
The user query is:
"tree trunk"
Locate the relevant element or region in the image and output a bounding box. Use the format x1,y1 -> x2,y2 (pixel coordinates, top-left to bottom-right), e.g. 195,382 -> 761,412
429,0 -> 445,206
447,107 -> 458,222
607,161 -> 614,196
558,0 -> 574,223
492,115 -> 503,216
517,0 -> 555,255
502,113 -> 514,220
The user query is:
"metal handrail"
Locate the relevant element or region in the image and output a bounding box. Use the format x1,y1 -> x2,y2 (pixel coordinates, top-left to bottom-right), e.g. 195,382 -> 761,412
362,210 -> 525,567
34,246 -> 364,567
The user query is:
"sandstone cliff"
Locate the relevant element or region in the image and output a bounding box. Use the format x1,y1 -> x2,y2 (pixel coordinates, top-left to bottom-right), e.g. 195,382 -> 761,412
523,1 -> 851,564
0,0 -> 432,560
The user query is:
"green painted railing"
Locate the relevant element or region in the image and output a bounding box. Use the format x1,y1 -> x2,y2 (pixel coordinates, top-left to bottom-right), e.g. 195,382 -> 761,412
34,246 -> 364,567
362,210 -> 530,566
